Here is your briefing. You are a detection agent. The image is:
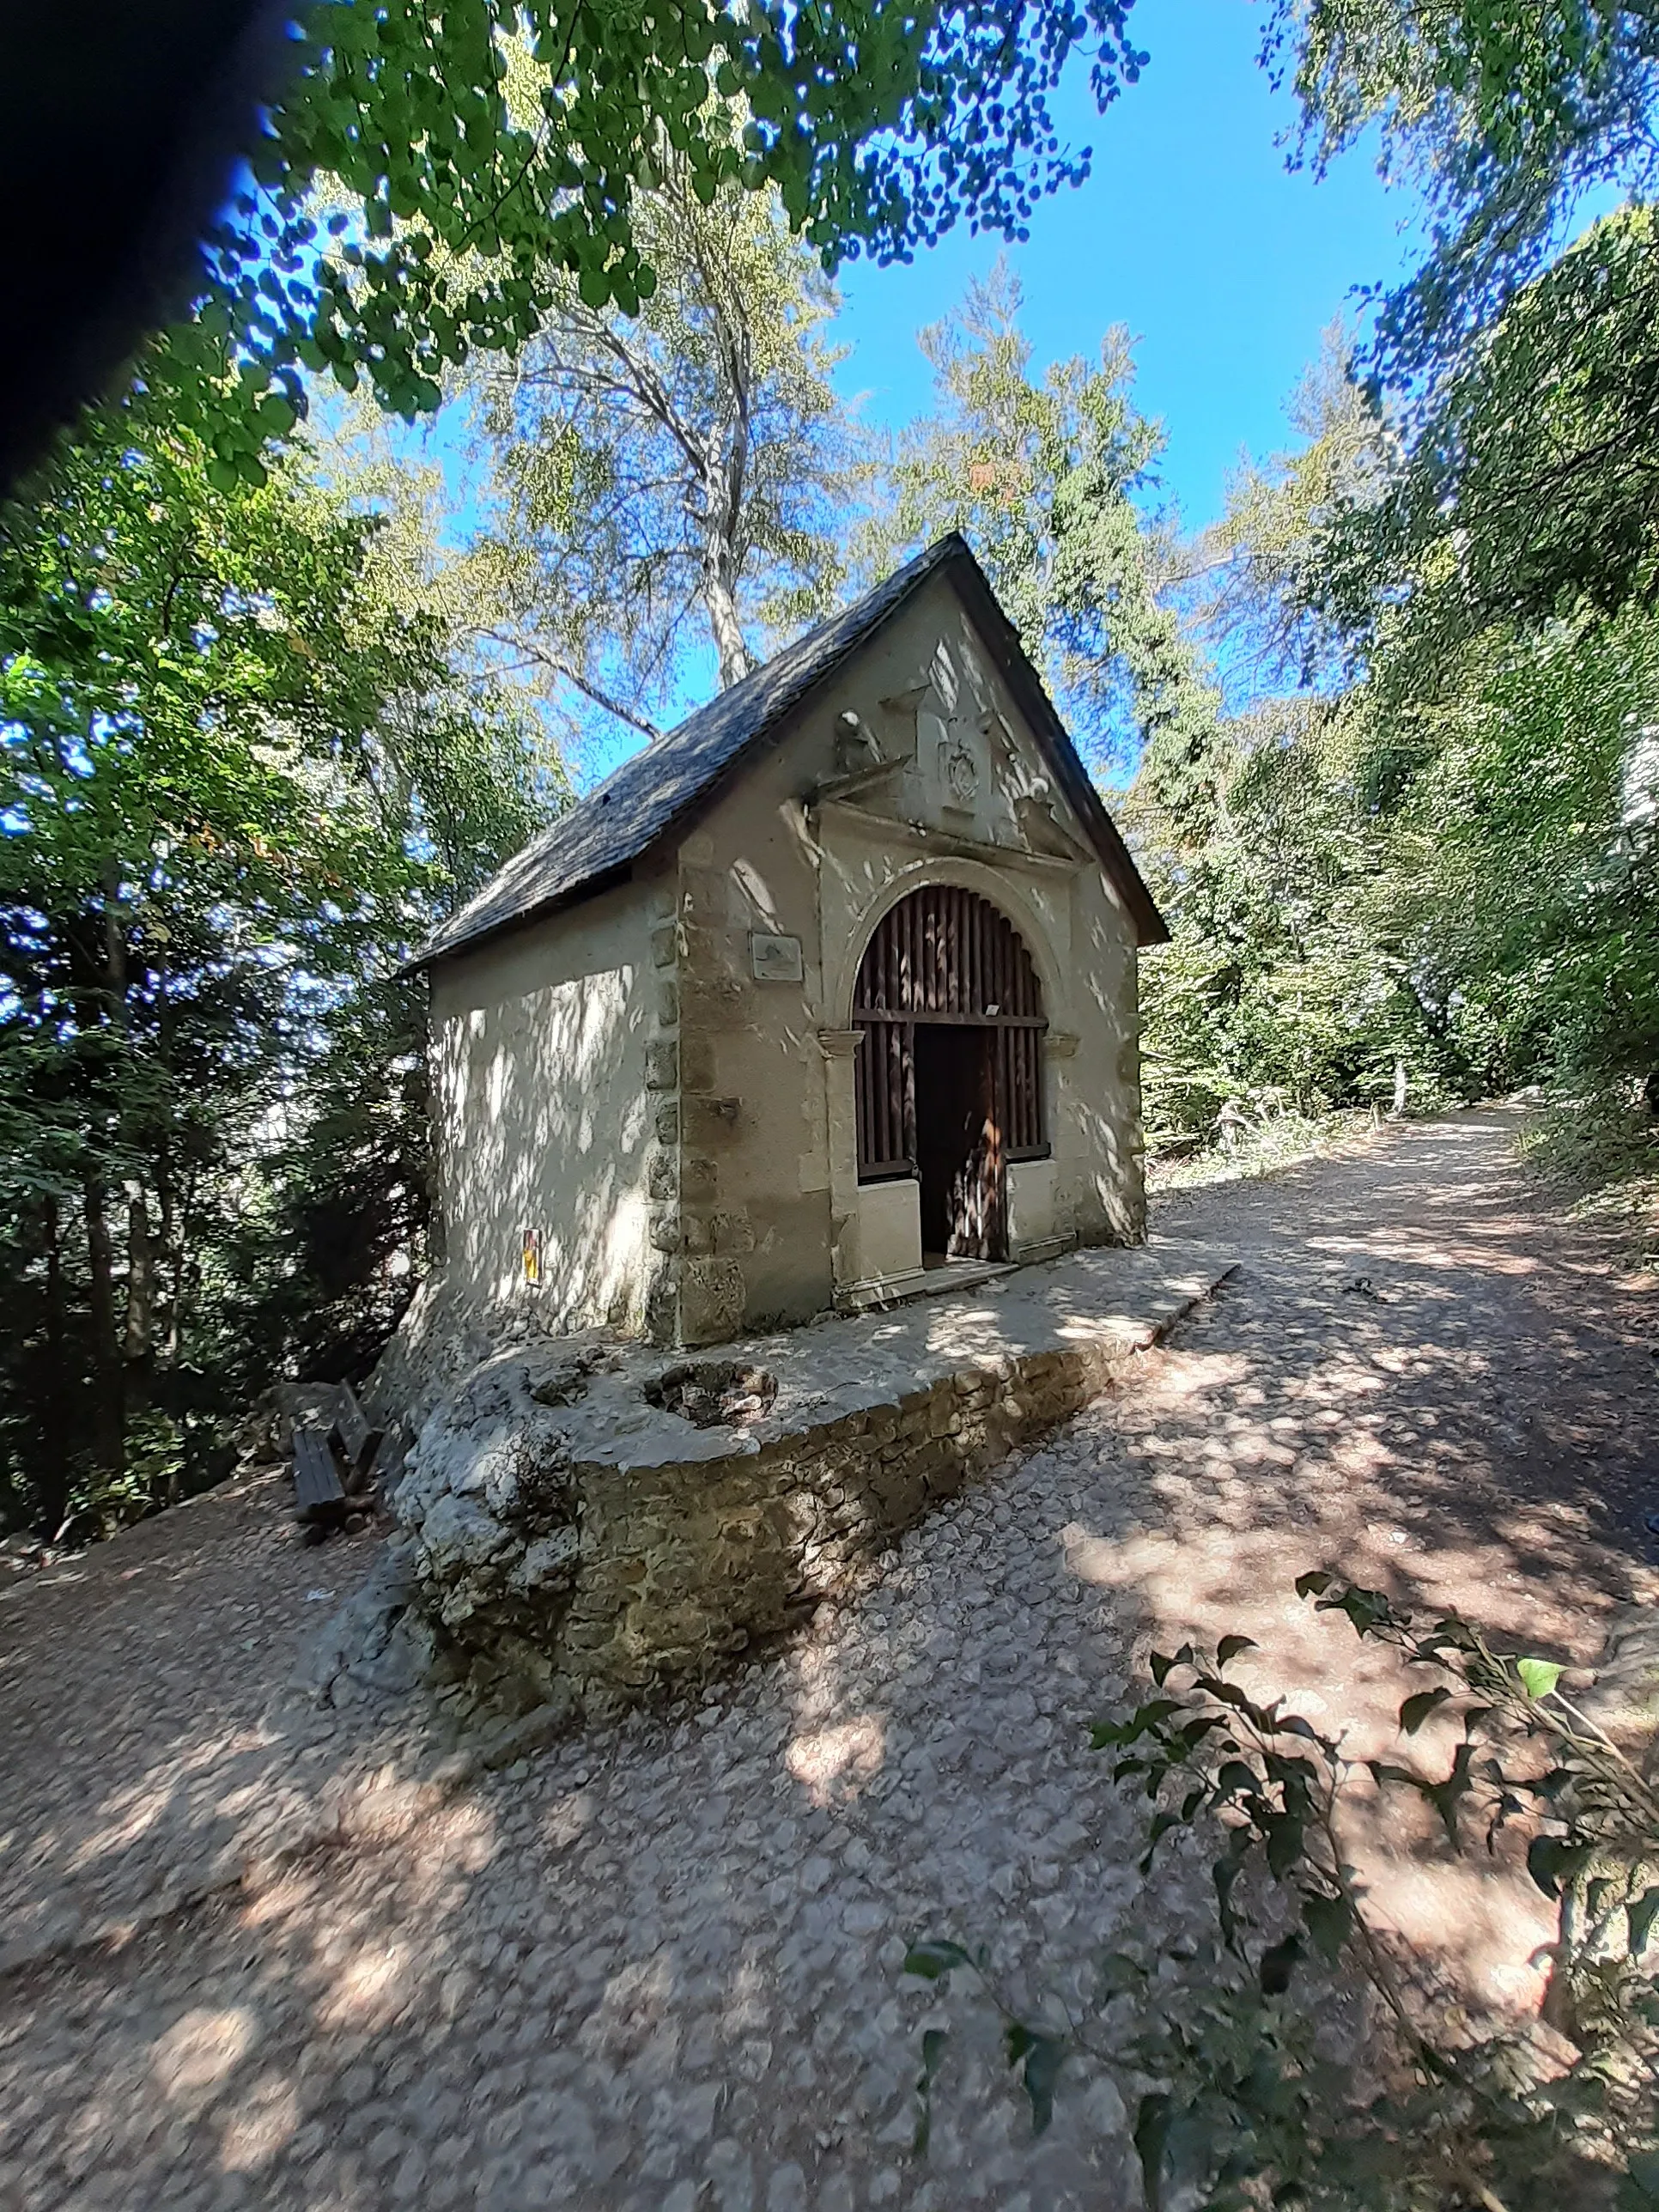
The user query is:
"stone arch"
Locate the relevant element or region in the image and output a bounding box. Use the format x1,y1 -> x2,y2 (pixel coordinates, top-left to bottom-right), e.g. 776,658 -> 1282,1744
842,873 -> 1059,1263
830,858 -> 1066,1035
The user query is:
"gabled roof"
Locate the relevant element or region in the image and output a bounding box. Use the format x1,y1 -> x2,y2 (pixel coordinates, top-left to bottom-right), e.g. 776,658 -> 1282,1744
410,534 -> 1167,969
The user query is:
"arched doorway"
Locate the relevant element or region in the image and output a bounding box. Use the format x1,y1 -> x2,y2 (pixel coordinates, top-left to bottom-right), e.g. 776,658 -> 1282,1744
852,884 -> 1048,1264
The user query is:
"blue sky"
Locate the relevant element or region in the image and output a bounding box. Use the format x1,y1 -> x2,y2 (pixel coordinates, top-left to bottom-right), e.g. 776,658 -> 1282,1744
830,0 -> 1425,534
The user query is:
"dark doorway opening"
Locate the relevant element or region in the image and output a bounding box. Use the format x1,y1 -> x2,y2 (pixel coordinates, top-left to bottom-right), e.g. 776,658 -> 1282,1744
914,1024 -> 1005,1263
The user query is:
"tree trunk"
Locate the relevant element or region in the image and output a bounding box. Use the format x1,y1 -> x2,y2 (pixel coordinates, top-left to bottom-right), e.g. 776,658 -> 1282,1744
36,1197 -> 70,1536
82,1167 -> 125,1486
123,1185 -> 155,1421
702,535 -> 753,688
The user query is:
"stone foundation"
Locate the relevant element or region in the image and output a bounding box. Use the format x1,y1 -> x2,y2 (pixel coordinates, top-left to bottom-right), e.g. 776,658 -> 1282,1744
386,1238 -> 1235,1717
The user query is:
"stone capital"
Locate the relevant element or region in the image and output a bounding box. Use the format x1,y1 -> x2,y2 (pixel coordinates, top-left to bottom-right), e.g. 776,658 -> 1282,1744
1042,1030 -> 1080,1061
817,1027 -> 864,1060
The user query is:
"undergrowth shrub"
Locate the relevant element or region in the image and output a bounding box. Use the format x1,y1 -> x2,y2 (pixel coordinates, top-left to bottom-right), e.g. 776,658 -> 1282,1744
903,1577 -> 1659,2209
1519,1097 -> 1659,1275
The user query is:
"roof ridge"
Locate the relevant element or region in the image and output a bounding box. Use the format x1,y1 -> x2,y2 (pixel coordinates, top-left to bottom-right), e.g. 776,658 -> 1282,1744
405,532 -> 1164,969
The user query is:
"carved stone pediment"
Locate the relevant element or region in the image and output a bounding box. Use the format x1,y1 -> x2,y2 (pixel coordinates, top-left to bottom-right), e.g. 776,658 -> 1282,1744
1014,781 -> 1089,861
875,677 -> 932,766
939,731 -> 980,811
834,709 -> 883,777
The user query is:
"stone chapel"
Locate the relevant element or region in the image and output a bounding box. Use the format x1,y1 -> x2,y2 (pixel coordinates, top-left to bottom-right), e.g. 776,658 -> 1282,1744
406,533 -> 1168,1347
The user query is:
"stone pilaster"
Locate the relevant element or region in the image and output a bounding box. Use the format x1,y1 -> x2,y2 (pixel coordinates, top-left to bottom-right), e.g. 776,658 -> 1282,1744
642,889 -> 684,1344
817,1028 -> 864,1291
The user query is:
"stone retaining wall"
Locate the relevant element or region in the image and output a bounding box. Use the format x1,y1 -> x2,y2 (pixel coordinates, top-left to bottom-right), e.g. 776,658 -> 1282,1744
559,1340 -> 1118,1709
387,1237 -> 1234,1721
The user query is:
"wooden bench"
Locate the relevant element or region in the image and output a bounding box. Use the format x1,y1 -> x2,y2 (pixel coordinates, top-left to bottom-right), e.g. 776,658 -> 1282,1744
292,1426 -> 347,1525
330,1382 -> 383,1494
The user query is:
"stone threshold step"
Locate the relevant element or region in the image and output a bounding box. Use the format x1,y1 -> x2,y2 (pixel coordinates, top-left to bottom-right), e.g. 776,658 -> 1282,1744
838,1256 -> 1016,1313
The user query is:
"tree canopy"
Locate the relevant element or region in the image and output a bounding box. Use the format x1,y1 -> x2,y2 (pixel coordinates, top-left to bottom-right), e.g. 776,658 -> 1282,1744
1269,0 -> 1659,394
870,263 -> 1218,782
151,0 -> 1147,487
0,392 -> 554,1536
468,160 -> 858,742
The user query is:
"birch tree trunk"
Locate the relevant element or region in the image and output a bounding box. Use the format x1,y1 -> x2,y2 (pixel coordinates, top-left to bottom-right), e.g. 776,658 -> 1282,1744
703,534 -> 753,686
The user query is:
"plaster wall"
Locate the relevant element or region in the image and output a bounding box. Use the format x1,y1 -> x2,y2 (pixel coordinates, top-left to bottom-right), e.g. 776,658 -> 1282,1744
672,570 -> 1146,1336
1006,1157 -> 1059,1253
428,877 -> 659,1332
666,759 -> 834,1342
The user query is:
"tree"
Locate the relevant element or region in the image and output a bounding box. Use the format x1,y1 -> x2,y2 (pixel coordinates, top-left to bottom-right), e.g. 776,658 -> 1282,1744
1312,206 -> 1659,669
1267,0 -> 1659,397
1125,280 -> 1659,1158
134,0 -> 1147,486
1196,324 -> 1390,697
468,161 -> 860,744
872,262 -> 1218,781
0,395 -> 552,1536
1336,606 -> 1659,1109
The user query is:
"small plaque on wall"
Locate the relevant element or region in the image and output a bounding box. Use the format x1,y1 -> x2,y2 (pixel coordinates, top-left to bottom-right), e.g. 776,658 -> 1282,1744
750,932 -> 804,983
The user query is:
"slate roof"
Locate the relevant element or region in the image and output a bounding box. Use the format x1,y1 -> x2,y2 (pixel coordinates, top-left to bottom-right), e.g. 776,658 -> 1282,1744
410,533 -> 1166,969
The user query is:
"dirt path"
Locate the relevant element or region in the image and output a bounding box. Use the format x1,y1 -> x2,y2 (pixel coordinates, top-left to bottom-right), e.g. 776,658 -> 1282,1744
1,1108 -> 1655,2212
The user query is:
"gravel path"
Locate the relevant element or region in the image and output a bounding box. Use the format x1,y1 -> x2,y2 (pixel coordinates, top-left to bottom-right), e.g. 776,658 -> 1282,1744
1,1106 -> 1655,2212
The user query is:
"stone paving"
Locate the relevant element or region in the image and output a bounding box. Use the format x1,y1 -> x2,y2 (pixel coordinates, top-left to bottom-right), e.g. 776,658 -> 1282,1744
0,1473 -> 451,1980
1,1107 -> 1656,2212
0,1236 -> 1231,1985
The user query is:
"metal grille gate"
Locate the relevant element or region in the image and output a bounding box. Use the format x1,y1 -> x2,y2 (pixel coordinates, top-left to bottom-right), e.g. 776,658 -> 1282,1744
852,884 -> 1048,1183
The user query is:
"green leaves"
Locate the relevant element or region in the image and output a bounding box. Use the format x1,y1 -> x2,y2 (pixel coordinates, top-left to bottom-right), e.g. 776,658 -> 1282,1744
1301,1888 -> 1353,1962
912,2026 -> 948,2156
1133,2091 -> 1172,2212
127,0 -> 1150,470
1321,1583 -> 1399,1638
1258,1929 -> 1303,1996
0,392 -> 555,1533
866,261 -> 1216,784
1090,1697 -> 1182,1750
1516,1656 -> 1565,1700
472,155 -> 856,717
1004,2021 -> 1066,2135
899,1566 -> 1659,2212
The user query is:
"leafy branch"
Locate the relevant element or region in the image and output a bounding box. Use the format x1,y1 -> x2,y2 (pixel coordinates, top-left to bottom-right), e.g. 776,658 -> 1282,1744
900,1572 -> 1659,2209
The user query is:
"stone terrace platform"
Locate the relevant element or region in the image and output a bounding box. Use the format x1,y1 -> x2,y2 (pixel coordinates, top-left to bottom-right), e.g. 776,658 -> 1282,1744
549,1237 -> 1237,1470
397,1237 -> 1238,1711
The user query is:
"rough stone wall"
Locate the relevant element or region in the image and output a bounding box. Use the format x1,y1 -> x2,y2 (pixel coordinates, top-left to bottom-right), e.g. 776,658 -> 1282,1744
559,1345 -> 1113,1711
398,1328 -> 1136,1719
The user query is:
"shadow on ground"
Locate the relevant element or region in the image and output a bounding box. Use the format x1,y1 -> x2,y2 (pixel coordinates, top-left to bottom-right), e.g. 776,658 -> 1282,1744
0,1107 -> 1655,2212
